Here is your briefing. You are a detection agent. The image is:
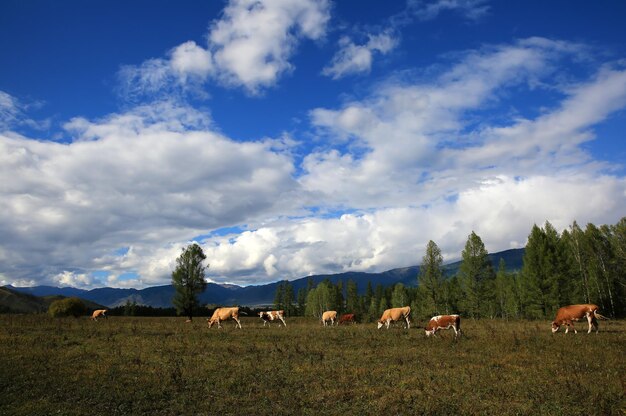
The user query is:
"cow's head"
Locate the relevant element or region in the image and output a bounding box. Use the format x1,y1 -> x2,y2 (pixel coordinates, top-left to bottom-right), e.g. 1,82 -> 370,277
258,312 -> 265,318
425,329 -> 435,337
208,319 -> 216,328
551,322 -> 560,333
377,320 -> 384,329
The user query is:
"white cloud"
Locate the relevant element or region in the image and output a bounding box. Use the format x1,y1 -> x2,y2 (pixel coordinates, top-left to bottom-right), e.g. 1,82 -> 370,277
0,91 -> 49,131
52,271 -> 98,289
306,38 -> 602,208
0,100 -> 298,286
193,173 -> 625,285
3,38 -> 626,289
409,0 -> 490,21
119,0 -> 330,96
323,31 -> 399,79
170,41 -> 214,80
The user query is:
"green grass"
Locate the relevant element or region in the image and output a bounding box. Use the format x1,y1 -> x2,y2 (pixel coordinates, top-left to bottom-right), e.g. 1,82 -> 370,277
0,315 -> 624,415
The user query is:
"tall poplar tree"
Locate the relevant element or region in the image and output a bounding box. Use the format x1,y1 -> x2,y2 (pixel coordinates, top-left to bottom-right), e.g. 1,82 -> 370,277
171,243 -> 208,321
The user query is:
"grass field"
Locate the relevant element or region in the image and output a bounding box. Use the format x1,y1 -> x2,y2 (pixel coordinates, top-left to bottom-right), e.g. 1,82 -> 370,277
0,315 -> 624,415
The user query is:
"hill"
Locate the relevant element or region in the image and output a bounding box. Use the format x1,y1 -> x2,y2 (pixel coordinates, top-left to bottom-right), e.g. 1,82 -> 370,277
5,248 -> 524,308
0,286 -> 106,314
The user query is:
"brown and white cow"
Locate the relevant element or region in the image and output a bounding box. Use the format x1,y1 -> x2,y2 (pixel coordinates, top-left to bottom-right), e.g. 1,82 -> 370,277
208,307 -> 242,329
552,304 -> 607,334
377,306 -> 411,329
338,313 -> 356,325
321,310 -> 338,326
91,309 -> 108,321
425,314 -> 461,338
259,310 -> 287,327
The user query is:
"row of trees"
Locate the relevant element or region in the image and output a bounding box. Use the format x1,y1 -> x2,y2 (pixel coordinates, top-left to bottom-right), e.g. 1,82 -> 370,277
273,218 -> 626,320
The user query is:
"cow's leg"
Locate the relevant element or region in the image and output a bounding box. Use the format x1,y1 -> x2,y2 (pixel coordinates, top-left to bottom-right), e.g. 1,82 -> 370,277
234,317 -> 242,329
386,319 -> 391,329
586,314 -> 592,334
280,317 -> 286,327
592,316 -> 599,334
566,321 -> 577,334
405,316 -> 410,329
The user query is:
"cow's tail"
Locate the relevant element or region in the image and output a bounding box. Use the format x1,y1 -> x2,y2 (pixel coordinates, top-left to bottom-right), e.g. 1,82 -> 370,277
593,310 -> 609,320
239,311 -> 248,316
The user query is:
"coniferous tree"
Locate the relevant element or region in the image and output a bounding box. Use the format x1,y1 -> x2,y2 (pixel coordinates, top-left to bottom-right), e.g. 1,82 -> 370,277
171,243 -> 208,321
283,281 -> 295,316
520,222 -> 569,318
391,283 -> 408,308
335,280 -> 345,313
273,281 -> 285,311
296,287 -> 307,316
609,217 -> 626,316
346,280 -> 359,314
417,240 -> 444,316
458,231 -> 495,318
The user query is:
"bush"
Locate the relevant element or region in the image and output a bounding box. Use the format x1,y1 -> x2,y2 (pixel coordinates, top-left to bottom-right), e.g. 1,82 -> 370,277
48,297 -> 87,318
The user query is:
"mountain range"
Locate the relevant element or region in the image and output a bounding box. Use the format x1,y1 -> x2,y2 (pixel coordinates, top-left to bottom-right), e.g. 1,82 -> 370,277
0,286 -> 106,314
4,248 -> 524,308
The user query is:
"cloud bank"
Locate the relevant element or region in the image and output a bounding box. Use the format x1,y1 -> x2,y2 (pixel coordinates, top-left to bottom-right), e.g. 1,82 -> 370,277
1,1 -> 625,290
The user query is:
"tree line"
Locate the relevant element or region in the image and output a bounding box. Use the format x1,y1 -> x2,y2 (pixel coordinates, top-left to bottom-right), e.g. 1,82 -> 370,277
272,218 -> 626,320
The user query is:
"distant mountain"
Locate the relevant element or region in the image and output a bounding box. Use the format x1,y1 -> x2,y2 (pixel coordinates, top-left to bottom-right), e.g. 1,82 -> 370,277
5,248 -> 524,308
0,286 -> 105,314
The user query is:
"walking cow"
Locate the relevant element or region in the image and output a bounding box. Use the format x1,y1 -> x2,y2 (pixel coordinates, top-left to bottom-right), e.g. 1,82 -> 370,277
425,314 -> 461,338
208,307 -> 243,329
552,304 -> 607,334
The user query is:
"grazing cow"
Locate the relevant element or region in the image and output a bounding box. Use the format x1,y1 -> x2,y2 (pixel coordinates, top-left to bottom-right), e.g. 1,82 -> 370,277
338,313 -> 356,325
377,306 -> 411,329
208,307 -> 242,329
259,310 -> 287,327
321,311 -> 338,326
425,315 -> 461,338
91,309 -> 108,321
552,304 -> 607,334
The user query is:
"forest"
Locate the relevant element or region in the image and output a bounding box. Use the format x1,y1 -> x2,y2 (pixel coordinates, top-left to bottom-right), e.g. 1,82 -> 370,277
272,218 -> 626,321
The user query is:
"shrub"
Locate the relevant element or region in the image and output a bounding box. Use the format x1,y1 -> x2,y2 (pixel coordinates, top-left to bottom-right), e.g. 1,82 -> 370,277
48,297 -> 87,318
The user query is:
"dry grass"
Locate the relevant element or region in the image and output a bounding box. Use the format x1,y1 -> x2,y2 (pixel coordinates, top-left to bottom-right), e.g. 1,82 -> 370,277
0,315 -> 624,415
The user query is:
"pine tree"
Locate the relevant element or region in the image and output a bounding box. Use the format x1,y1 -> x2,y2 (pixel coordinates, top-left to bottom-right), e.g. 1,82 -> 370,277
296,288 -> 307,316
458,231 -> 495,318
418,240 -> 444,316
520,222 -> 569,318
346,280 -> 359,315
273,281 -> 285,311
171,243 -> 208,321
283,281 -> 295,316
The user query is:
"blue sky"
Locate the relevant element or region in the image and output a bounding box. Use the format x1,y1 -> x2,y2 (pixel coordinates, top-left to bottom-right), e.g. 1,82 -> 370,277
1,0 -> 625,289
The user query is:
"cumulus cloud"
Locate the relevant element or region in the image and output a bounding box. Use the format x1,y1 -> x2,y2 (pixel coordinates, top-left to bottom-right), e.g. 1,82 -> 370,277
119,0 -> 330,96
192,172 -> 625,285
0,100 -> 298,287
3,38 -> 626,289
322,31 -> 399,79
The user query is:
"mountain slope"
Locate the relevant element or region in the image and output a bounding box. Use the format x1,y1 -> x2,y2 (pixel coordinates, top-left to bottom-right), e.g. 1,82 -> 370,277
6,248 -> 524,308
0,286 -> 105,314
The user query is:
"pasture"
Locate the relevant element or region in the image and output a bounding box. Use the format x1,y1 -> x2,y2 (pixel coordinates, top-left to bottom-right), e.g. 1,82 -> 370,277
0,315 -> 624,415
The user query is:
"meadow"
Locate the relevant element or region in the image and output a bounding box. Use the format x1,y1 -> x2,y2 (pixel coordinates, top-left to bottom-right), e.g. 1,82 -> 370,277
0,315 -> 624,415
